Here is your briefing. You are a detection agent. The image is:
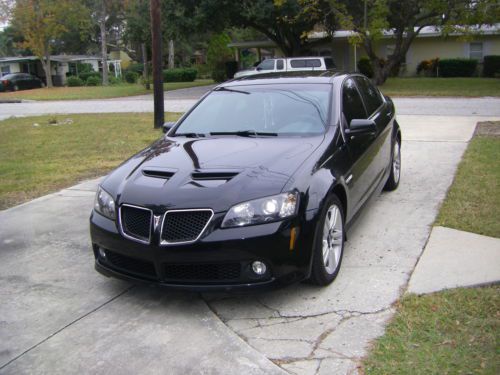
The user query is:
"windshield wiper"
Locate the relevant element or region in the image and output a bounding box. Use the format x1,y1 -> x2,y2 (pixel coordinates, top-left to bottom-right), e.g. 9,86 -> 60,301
210,130 -> 278,137
173,132 -> 206,138
213,87 -> 250,95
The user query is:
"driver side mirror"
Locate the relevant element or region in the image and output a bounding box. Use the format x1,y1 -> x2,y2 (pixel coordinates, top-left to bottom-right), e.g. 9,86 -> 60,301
162,121 -> 175,134
345,119 -> 377,136
256,67 -> 262,71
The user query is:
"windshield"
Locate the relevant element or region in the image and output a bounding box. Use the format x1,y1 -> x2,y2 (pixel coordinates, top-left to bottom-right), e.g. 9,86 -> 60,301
173,84 -> 331,136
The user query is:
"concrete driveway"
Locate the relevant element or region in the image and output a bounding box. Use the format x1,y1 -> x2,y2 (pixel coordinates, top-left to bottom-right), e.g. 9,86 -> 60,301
1,109 -> 497,374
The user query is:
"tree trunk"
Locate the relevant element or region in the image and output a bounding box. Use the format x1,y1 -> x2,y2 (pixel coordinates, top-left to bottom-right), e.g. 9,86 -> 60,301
100,0 -> 109,86
168,39 -> 174,69
142,43 -> 150,90
42,52 -> 53,88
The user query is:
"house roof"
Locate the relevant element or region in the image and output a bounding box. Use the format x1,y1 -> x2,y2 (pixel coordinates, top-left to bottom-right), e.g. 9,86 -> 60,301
0,55 -> 102,64
227,24 -> 500,50
309,24 -> 500,40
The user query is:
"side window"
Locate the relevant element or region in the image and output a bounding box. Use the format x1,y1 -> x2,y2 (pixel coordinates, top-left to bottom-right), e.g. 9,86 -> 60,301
276,59 -> 284,70
258,59 -> 275,71
342,78 -> 367,124
324,58 -> 335,69
354,77 -> 383,116
290,59 -> 306,68
305,59 -> 321,68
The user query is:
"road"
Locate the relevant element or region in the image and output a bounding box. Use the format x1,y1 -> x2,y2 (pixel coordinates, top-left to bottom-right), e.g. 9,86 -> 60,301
0,85 -> 499,120
1,87 -> 500,374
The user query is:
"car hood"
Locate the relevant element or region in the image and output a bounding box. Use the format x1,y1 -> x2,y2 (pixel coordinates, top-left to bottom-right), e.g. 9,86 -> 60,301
104,135 -> 325,212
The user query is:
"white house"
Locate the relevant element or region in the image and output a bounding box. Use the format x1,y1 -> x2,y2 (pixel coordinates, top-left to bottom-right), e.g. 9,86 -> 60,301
0,55 -> 122,85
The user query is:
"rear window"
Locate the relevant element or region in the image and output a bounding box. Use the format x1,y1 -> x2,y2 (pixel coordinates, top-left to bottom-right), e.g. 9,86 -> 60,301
290,59 -> 322,68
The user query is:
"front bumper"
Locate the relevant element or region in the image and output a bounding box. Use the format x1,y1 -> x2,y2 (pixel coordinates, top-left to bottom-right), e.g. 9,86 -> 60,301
90,209 -> 319,291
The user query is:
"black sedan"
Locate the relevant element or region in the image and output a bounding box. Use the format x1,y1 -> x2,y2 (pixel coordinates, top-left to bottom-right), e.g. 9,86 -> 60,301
0,73 -> 43,92
90,71 -> 401,291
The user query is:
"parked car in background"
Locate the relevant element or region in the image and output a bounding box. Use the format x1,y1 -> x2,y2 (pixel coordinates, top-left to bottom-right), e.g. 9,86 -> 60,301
234,57 -> 336,78
0,73 -> 43,92
90,71 -> 401,291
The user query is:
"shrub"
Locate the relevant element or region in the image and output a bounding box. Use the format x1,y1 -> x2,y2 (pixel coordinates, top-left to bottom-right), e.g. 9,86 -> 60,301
438,58 -> 477,77
127,63 -> 144,74
357,57 -> 373,78
212,62 -> 227,83
193,63 -> 211,79
79,71 -> 101,82
225,61 -> 238,79
417,58 -> 439,76
162,68 -> 197,82
86,76 -> 101,86
483,55 -> 500,77
124,71 -> 139,84
109,76 -> 122,85
67,76 -> 84,87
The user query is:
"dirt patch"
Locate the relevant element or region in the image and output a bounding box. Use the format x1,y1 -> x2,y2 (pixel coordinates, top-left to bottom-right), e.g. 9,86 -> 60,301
474,121 -> 500,137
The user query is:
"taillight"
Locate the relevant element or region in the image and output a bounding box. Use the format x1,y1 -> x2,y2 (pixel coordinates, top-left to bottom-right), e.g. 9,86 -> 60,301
1,80 -> 9,86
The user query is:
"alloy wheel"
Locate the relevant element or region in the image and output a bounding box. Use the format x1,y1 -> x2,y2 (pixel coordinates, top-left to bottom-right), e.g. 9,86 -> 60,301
322,204 -> 343,274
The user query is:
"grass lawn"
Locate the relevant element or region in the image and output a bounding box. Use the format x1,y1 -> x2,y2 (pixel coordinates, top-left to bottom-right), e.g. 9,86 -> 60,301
435,122 -> 500,238
0,79 -> 214,101
380,77 -> 500,97
363,286 -> 500,375
0,112 -> 181,210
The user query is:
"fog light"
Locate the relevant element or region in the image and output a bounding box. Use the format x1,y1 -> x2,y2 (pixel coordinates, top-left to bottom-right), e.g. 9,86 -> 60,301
98,247 -> 106,259
252,261 -> 267,275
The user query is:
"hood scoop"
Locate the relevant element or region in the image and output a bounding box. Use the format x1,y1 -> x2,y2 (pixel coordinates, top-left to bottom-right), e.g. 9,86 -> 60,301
142,169 -> 176,180
184,170 -> 241,188
191,171 -> 239,181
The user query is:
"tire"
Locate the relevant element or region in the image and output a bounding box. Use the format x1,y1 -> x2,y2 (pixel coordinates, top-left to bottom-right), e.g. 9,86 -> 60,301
383,135 -> 401,191
309,194 -> 345,286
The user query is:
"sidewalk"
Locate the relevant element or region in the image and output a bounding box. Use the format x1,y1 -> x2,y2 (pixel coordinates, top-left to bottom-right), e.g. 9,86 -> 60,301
408,226 -> 500,294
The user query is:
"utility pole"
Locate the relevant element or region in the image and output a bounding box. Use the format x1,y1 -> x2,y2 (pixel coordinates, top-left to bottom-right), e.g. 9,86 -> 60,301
150,0 -> 164,129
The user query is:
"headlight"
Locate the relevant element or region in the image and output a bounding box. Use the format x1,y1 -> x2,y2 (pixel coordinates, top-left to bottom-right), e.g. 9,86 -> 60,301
221,192 -> 298,228
94,186 -> 116,220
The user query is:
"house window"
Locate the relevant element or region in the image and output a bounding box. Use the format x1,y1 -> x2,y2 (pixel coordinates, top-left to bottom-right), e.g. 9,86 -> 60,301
1,66 -> 10,77
469,42 -> 483,60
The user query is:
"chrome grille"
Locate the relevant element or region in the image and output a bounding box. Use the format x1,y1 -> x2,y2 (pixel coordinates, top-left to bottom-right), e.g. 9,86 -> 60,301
120,205 -> 152,243
161,209 -> 213,244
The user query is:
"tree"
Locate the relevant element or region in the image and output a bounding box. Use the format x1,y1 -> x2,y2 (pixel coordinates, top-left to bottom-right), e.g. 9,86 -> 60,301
12,0 -> 90,87
198,0 -> 334,56
327,0 -> 499,84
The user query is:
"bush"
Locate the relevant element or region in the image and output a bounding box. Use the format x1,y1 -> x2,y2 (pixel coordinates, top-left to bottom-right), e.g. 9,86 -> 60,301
193,64 -> 211,79
212,62 -> 227,83
109,76 -> 122,85
417,58 -> 439,76
225,61 -> 238,79
438,58 -> 477,77
79,71 -> 101,82
86,76 -> 101,86
162,68 -> 197,82
127,63 -> 144,74
67,76 -> 84,87
357,57 -> 373,78
124,71 -> 139,84
483,55 -> 500,77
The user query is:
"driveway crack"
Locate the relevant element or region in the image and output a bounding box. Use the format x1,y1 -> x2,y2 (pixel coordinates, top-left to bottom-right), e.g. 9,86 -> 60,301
0,285 -> 134,371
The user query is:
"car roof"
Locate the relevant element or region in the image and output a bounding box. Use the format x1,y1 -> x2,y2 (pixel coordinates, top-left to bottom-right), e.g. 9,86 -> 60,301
221,70 -> 350,87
